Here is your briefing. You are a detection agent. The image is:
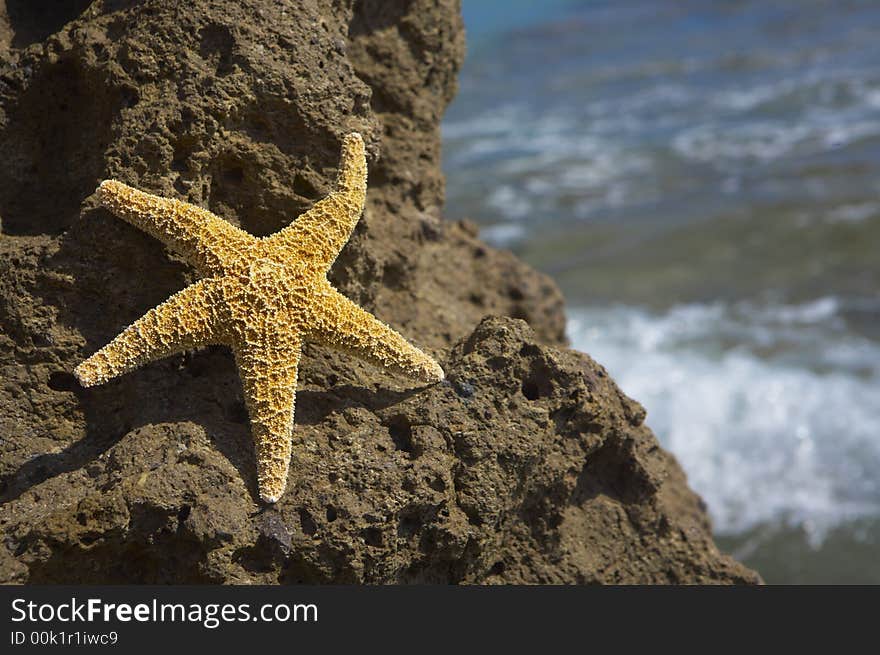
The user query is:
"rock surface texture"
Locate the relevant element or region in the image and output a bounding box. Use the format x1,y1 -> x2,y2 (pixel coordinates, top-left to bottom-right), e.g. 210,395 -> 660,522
0,0 -> 759,583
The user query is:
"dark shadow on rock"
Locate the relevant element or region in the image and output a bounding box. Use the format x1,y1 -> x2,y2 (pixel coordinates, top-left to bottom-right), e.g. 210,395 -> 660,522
5,0 -> 93,50
0,57 -> 126,235
570,435 -> 657,507
46,207 -> 195,347
0,346 -> 255,504
1,212 -> 257,501
348,0 -> 416,37
295,384 -> 422,426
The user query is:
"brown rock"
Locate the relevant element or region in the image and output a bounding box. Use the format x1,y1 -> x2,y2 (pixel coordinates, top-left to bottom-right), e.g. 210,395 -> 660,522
0,0 -> 758,584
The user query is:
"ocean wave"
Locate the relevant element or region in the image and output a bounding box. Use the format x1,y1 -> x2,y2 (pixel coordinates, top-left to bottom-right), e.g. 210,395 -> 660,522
479,222 -> 527,247
445,65 -> 880,176
444,110 -> 653,222
444,81 -> 880,229
568,300 -> 880,543
825,202 -> 880,224
670,119 -> 880,165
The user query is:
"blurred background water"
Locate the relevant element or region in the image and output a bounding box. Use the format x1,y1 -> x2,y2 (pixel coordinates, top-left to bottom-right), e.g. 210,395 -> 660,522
442,0 -> 880,583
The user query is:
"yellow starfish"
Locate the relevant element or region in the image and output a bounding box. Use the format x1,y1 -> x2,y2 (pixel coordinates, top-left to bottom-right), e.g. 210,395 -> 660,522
74,133 -> 444,503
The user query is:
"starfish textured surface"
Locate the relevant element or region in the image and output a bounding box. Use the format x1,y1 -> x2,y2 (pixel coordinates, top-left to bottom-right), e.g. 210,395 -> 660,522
74,133 -> 444,503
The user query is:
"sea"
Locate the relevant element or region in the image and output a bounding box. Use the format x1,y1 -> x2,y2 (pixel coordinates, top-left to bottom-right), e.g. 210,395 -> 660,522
442,0 -> 880,583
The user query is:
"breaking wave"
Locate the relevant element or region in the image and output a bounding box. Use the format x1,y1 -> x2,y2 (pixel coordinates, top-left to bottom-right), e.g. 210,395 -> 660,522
568,300 -> 880,543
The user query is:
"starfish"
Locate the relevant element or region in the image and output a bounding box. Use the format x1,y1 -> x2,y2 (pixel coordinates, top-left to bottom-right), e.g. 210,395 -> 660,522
74,133 -> 444,503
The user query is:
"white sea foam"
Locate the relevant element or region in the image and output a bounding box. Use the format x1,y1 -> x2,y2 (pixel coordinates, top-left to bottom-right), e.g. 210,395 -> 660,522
445,109 -> 652,222
826,203 -> 880,224
672,72 -> 880,165
487,186 -> 532,221
445,67 -> 880,201
672,121 -> 817,163
568,301 -> 880,543
713,82 -> 792,112
479,222 -> 527,247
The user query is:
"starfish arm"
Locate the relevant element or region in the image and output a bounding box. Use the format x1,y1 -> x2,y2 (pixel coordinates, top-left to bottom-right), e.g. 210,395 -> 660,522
97,180 -> 254,274
234,333 -> 302,503
266,133 -> 367,270
308,284 -> 445,383
74,278 -> 229,387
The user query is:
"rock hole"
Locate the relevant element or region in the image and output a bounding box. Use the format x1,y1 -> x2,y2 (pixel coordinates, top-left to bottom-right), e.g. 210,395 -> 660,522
386,415 -> 414,455
120,85 -> 140,108
171,152 -> 189,174
48,371 -> 78,392
485,356 -> 507,371
397,510 -> 421,538
521,380 -> 541,401
362,527 -> 383,547
177,505 -> 191,522
199,23 -> 235,75
298,508 -> 317,536
397,512 -> 422,539
521,362 -> 554,401
326,506 -> 337,522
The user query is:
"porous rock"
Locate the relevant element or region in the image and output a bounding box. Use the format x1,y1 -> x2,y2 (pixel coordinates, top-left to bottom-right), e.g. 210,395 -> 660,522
0,0 -> 758,583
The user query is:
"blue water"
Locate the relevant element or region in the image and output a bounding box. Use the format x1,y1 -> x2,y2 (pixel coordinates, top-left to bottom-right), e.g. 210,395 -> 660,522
443,0 -> 880,583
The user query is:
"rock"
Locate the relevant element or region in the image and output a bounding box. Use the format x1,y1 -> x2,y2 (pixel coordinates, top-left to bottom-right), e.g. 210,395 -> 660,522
0,0 -> 759,584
